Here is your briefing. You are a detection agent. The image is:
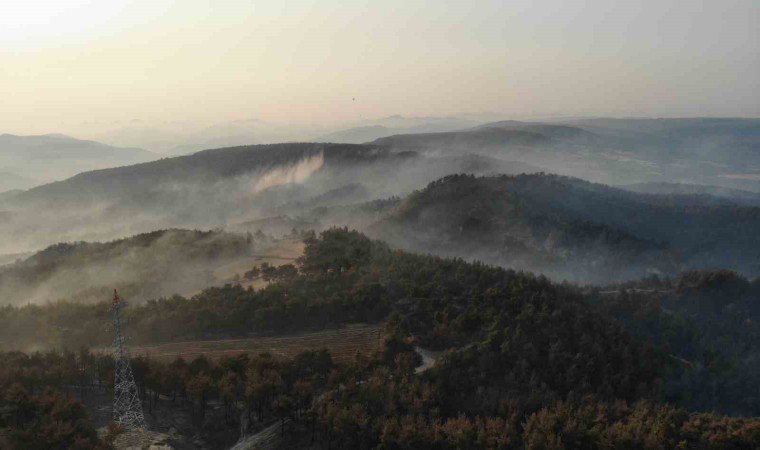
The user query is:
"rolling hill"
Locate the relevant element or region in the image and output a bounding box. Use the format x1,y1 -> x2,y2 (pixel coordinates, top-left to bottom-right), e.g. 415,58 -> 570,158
623,182 -> 760,206
0,141 -> 546,255
0,228 -> 255,306
315,116 -> 481,143
371,126 -> 551,151
3,228 -> 758,447
14,143 -> 411,204
370,118 -> 760,190
0,133 -> 156,183
369,174 -> 760,282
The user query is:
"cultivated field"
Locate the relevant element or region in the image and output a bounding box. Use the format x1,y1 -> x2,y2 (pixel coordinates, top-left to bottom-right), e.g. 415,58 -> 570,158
127,324 -> 384,363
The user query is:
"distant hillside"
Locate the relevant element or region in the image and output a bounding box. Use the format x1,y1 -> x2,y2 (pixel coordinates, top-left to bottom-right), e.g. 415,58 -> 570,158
372,174 -> 673,281
316,125 -> 396,144
370,119 -> 606,150
315,118 -> 479,144
623,182 -> 760,206
0,133 -> 156,183
0,228 -> 254,306
16,143 -> 412,204
370,118 -> 760,190
371,174 -> 760,281
1,142 -> 548,254
592,269 -> 760,415
475,120 -> 599,140
372,127 -> 550,151
559,117 -> 760,143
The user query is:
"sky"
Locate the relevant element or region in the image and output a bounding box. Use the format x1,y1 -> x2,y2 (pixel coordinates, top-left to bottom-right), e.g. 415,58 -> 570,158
1,0 -> 758,136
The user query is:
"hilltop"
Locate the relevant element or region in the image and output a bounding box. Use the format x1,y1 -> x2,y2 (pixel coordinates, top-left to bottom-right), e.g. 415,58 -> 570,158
369,174 -> 760,281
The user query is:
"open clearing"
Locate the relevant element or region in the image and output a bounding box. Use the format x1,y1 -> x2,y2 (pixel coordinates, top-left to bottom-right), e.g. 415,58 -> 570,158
128,324 -> 384,363
212,237 -> 304,290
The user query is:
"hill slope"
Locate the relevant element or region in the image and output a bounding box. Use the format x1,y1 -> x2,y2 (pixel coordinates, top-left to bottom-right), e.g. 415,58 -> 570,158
2,229 -> 758,447
15,143 -> 411,204
372,126 -> 551,150
0,228 -> 254,305
370,174 -> 760,281
623,182 -> 760,206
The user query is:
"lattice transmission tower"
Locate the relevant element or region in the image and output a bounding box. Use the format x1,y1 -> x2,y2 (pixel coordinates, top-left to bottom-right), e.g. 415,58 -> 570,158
111,289 -> 147,433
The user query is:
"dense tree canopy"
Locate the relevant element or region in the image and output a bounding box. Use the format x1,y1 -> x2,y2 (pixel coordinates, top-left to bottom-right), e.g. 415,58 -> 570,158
0,228 -> 758,448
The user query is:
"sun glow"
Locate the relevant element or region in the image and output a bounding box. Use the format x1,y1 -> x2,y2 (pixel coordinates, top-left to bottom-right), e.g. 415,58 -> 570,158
0,0 -> 130,45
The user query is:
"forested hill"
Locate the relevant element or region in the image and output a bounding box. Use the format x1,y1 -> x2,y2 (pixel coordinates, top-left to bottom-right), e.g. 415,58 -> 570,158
1,229 -> 759,447
623,182 -> 760,206
0,228 -> 254,305
371,174 -> 760,281
15,143 -> 414,204
590,269 -> 760,416
368,120 -> 606,151
371,126 -> 552,150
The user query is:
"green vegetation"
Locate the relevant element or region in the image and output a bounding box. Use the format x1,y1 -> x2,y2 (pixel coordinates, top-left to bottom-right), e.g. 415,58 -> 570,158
591,269 -> 760,416
0,228 -> 758,448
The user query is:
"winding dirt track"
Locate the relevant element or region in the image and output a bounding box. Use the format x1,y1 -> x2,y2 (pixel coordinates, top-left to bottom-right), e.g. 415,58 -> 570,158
230,419 -> 289,450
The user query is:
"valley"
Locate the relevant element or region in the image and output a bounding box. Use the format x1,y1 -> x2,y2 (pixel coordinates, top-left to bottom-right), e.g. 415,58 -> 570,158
3,2 -> 758,447
0,119 -> 758,449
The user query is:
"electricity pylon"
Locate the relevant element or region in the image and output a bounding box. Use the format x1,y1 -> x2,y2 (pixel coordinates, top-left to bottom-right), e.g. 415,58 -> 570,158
111,289 -> 147,434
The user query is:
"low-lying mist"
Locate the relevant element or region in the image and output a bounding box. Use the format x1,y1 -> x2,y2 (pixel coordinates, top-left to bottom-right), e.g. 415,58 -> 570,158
0,144 -> 538,256
0,229 -> 259,307
1,127 -> 758,302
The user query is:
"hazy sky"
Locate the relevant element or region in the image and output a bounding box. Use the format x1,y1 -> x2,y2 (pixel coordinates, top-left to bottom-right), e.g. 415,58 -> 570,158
1,0 -> 758,135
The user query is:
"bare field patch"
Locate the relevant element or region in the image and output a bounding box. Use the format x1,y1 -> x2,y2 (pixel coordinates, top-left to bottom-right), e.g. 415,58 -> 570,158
127,324 -> 384,363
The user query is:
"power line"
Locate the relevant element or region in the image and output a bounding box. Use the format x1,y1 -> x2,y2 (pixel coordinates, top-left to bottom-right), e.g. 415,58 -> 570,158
111,289 -> 148,444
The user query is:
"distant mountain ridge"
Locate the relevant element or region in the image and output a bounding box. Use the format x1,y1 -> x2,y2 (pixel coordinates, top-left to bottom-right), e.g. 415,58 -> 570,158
315,117 -> 482,144
369,117 -> 760,191
0,133 -> 156,186
371,126 -> 551,150
623,182 -> 760,205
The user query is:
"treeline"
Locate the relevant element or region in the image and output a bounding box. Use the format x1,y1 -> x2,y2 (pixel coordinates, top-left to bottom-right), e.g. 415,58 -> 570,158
590,269 -> 760,416
0,350 -> 112,449
2,340 -> 759,449
0,228 -> 759,447
373,174 -> 677,283
0,345 -> 341,449
374,173 -> 760,281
